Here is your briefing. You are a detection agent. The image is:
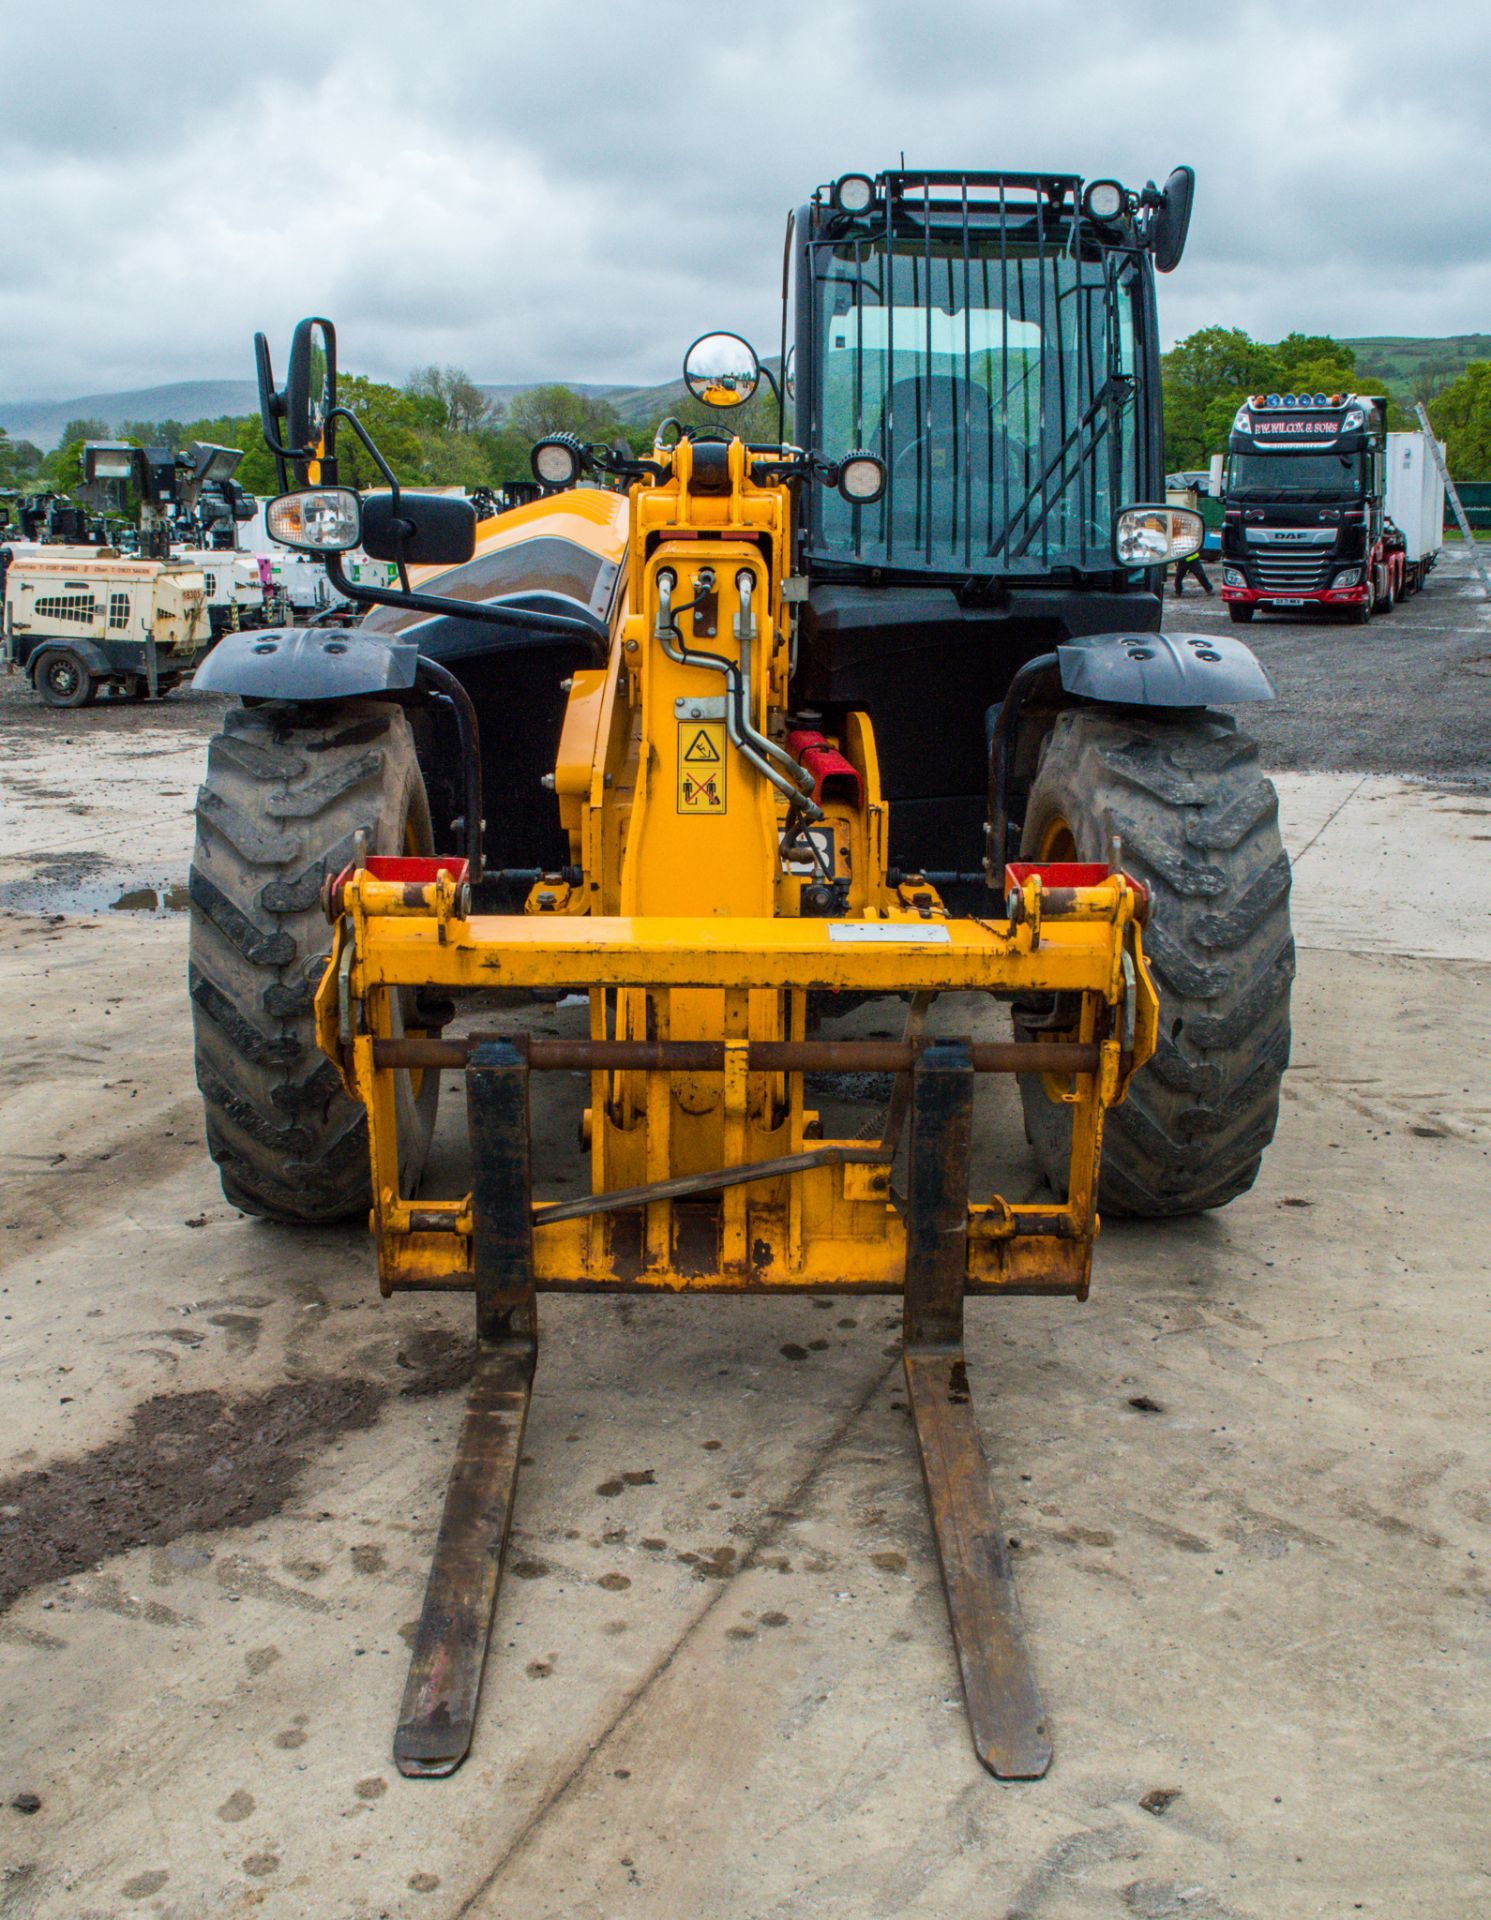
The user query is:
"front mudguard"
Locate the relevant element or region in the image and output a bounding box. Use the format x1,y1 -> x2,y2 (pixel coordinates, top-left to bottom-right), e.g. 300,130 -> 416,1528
1055,629 -> 1275,708
192,626 -> 420,701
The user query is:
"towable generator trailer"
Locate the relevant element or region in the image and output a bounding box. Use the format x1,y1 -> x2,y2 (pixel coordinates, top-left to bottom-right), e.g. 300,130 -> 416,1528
1220,393 -> 1443,623
190,166 -> 1293,1778
2,552 -> 210,705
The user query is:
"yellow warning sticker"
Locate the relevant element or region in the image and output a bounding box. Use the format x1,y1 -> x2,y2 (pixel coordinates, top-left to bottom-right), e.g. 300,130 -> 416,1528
678,720 -> 726,813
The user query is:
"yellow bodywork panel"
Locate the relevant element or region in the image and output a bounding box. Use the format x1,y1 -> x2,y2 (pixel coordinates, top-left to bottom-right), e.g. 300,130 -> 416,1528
313,438 -> 1159,1310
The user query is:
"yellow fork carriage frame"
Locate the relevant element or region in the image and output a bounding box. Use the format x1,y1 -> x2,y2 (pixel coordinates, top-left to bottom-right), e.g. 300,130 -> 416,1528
315,435 -> 1159,1778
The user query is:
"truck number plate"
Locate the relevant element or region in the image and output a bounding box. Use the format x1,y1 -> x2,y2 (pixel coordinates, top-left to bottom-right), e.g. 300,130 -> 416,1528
1272,597 -> 1306,606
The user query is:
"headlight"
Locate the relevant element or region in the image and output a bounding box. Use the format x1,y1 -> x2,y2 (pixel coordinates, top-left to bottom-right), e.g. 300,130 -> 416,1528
838,452 -> 887,504
531,435 -> 585,487
1114,504 -> 1205,566
1333,566 -> 1362,587
266,487 -> 361,552
1223,567 -> 1244,587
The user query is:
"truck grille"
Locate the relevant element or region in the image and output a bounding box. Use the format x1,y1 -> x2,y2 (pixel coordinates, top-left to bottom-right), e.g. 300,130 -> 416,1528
1252,552 -> 1335,592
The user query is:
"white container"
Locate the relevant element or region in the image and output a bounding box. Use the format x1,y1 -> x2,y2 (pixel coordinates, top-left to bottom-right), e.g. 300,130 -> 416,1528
1385,432 -> 1445,564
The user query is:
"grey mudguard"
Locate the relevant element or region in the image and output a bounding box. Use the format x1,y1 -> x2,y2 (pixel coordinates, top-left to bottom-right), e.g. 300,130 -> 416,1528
1056,631 -> 1275,707
29,636 -> 114,677
193,627 -> 420,700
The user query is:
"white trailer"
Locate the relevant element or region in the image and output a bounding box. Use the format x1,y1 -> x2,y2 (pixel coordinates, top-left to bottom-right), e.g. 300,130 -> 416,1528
1385,431 -> 1445,589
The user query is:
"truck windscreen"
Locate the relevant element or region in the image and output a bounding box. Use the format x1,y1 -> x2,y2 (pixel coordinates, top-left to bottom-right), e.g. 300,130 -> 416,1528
811,237 -> 1140,576
1226,451 -> 1364,501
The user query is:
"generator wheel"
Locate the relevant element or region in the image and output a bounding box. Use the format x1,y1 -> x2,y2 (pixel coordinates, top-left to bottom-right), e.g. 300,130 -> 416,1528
36,648 -> 97,708
1014,708 -> 1293,1216
189,699 -> 440,1223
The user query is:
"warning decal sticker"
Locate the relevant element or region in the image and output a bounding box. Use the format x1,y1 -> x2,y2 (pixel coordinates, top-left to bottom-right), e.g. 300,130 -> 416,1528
677,720 -> 727,814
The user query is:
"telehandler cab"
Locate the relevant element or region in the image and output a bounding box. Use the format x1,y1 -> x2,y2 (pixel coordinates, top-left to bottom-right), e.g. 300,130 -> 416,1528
190,166 -> 1292,1778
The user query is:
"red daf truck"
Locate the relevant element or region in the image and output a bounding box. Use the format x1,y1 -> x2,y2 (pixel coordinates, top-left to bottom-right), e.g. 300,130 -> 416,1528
1220,393 -> 1443,624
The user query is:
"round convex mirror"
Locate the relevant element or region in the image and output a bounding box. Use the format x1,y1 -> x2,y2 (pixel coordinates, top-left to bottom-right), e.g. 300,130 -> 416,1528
683,332 -> 760,409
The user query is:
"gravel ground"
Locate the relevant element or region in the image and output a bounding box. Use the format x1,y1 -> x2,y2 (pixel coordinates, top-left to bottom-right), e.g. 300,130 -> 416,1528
0,546 -> 1487,1917
1166,543 -> 1491,788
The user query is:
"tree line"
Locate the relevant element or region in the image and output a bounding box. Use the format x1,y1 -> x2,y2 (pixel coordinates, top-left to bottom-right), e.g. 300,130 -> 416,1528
1162,327 -> 1491,476
0,365 -> 774,505
3,335 -> 1488,505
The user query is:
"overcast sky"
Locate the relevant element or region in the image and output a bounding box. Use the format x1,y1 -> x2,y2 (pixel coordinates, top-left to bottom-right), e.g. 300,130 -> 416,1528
2,0 -> 1488,402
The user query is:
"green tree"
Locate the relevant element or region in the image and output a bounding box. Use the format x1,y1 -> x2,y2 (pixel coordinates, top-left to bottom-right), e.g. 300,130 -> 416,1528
118,418 -> 186,453
406,366 -> 495,435
1426,361 -> 1491,478
504,384 -> 624,443
315,374 -> 430,490
1162,326 -> 1359,471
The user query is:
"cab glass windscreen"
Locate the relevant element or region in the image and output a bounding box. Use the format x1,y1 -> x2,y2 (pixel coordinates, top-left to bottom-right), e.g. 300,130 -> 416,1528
810,218 -> 1140,575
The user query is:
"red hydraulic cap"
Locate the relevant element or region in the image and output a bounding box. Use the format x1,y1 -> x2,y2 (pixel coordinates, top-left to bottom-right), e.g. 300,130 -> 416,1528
787,730 -> 863,807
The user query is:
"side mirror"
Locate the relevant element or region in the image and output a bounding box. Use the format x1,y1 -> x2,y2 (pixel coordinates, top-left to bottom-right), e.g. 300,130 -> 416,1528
1149,166 -> 1194,274
361,491 -> 477,567
285,318 -> 338,456
683,332 -> 761,409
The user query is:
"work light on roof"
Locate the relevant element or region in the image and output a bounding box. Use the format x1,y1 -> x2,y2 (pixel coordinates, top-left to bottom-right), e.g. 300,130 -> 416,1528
832,173 -> 875,214
1266,394 -> 1280,407
1082,178 -> 1126,220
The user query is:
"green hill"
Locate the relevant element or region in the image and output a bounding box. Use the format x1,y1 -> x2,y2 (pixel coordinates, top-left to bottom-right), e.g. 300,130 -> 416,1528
1343,334 -> 1491,405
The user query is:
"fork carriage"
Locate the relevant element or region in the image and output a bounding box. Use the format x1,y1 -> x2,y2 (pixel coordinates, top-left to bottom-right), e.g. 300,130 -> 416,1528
320,831 -> 1155,1777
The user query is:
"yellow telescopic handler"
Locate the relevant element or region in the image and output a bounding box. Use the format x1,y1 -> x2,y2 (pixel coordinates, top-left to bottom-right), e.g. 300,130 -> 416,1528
190,167 -> 1292,1778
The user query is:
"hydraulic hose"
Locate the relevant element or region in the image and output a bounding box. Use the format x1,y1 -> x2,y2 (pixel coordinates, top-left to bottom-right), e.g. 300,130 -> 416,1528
655,570 -> 821,821
415,655 -> 484,881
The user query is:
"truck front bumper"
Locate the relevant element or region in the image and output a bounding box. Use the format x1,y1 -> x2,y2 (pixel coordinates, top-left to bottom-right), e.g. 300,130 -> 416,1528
1220,584 -> 1367,608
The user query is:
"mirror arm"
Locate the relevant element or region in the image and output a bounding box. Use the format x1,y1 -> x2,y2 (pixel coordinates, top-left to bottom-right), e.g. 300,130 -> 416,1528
754,361 -> 783,413
329,407 -> 400,500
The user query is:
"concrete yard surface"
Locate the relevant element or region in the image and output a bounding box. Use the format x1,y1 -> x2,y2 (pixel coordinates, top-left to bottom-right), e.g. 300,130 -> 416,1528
1,562 -> 1489,1918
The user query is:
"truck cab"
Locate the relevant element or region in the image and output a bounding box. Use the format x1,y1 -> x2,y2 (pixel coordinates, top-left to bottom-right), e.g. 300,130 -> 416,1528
1219,392 -> 1399,623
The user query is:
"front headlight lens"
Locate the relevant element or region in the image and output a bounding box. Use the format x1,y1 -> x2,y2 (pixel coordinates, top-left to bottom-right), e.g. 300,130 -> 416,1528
1223,567 -> 1244,587
1333,566 -> 1362,587
1114,504 -> 1205,566
266,487 -> 361,552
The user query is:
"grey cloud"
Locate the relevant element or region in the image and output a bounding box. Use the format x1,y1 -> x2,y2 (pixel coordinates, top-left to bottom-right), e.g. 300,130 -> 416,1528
2,0 -> 1489,402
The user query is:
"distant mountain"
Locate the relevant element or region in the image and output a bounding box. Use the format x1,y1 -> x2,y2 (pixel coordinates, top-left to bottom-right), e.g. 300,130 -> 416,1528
0,381 -> 262,450
2,365 -> 771,449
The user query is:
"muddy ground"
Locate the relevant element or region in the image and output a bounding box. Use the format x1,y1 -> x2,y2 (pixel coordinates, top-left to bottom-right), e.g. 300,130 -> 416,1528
1,549 -> 1488,1919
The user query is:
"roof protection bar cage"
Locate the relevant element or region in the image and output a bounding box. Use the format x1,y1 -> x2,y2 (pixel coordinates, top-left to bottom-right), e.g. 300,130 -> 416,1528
804,169 -> 1137,577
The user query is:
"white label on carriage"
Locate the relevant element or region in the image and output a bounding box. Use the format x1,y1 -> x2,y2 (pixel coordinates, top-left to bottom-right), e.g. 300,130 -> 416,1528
827,923 -> 952,943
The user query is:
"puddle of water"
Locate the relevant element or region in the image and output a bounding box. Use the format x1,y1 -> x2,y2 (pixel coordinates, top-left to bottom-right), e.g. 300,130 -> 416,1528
0,873 -> 190,917
111,882 -> 191,915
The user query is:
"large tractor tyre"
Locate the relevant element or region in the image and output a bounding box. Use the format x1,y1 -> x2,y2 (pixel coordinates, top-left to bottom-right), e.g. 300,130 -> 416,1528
1014,709 -> 1294,1217
36,648 -> 97,708
189,699 -> 440,1224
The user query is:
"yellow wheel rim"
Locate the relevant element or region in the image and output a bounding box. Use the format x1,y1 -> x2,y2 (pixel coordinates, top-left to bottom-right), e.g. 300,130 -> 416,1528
1037,814 -> 1079,862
